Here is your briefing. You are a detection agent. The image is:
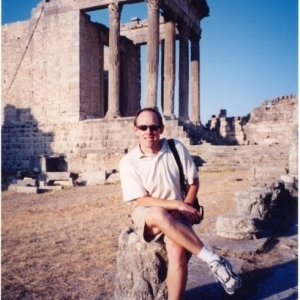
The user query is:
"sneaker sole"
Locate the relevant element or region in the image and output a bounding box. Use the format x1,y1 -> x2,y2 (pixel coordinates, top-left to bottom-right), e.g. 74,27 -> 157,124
213,259 -> 242,295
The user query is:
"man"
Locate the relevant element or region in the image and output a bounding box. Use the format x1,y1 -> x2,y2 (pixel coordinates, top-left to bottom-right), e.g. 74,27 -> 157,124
119,108 -> 242,300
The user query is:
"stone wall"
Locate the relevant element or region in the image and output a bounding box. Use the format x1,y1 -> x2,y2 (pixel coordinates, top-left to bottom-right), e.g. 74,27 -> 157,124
1,110 -> 190,173
205,95 -> 297,146
205,110 -> 249,145
2,3 -> 81,124
244,95 -> 297,146
2,2 -> 142,123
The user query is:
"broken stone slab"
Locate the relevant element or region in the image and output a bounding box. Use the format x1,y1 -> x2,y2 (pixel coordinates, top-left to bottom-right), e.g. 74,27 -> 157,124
55,179 -> 74,187
202,235 -> 268,256
8,184 -> 38,194
13,179 -> 37,186
38,185 -> 63,191
105,172 -> 120,184
280,174 -> 298,192
115,227 -> 168,300
80,170 -> 107,185
216,214 -> 259,240
38,172 -> 71,181
234,188 -> 273,219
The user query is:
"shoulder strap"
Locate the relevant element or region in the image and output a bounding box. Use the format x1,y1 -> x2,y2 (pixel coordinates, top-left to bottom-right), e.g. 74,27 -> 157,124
168,139 -> 186,194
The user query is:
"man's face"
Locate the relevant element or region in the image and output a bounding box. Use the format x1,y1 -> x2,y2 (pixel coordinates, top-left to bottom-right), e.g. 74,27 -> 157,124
134,110 -> 164,154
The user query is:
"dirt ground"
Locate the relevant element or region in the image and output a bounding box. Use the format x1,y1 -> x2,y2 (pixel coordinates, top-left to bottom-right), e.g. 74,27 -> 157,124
1,170 -> 298,300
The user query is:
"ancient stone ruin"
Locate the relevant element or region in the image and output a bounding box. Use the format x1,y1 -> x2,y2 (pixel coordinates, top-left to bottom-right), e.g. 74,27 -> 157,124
1,1 -> 298,299
2,0 -> 210,176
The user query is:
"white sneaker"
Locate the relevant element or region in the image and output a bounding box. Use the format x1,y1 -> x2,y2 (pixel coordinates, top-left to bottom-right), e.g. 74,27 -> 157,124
209,257 -> 242,294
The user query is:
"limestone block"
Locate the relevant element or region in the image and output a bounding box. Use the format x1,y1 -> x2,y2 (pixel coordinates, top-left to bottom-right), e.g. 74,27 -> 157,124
38,185 -> 63,191
235,188 -> 272,220
115,227 -> 168,300
105,172 -> 120,184
216,214 -> 259,240
38,172 -> 71,181
81,170 -> 107,185
289,123 -> 298,175
8,185 -> 38,194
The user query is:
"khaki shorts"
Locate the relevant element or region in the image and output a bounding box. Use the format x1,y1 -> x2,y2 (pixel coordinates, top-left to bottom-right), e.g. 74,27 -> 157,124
131,205 -> 195,244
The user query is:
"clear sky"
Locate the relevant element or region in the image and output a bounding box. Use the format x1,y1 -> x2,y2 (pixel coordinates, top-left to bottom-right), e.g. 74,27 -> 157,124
1,0 -> 298,123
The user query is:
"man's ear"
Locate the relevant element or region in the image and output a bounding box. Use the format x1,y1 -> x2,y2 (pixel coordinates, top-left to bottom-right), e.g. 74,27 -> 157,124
133,126 -> 139,136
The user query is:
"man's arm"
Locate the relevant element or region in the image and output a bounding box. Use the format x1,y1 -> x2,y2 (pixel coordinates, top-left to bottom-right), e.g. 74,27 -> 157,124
136,196 -> 181,210
136,186 -> 201,224
184,178 -> 199,206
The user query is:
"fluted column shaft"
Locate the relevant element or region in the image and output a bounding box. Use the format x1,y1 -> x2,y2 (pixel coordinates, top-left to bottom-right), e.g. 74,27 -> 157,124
146,0 -> 160,108
178,25 -> 189,121
106,3 -> 122,118
163,20 -> 175,118
190,33 -> 200,124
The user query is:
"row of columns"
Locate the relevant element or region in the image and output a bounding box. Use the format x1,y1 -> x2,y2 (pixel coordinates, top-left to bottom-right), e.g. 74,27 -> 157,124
105,0 -> 201,124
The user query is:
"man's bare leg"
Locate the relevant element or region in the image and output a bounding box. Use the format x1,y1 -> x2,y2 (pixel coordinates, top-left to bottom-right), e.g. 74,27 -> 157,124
144,206 -> 204,254
144,206 -> 242,295
164,236 -> 188,300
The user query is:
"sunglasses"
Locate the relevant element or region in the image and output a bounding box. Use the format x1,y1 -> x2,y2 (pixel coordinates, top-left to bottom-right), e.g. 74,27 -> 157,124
137,125 -> 160,132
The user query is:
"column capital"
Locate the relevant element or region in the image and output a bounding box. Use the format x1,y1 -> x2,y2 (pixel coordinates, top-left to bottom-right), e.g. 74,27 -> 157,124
162,11 -> 175,23
145,0 -> 160,10
108,2 -> 122,19
190,31 -> 200,44
177,22 -> 190,39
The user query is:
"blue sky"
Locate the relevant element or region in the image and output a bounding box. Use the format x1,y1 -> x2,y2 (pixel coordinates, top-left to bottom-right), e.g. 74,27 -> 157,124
2,0 -> 298,123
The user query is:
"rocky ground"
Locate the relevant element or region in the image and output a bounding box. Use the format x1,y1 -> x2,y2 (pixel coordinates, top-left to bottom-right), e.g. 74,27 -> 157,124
1,170 -> 298,299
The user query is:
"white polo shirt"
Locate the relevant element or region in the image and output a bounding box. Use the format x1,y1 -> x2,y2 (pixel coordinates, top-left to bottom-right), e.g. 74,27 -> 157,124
119,138 -> 198,202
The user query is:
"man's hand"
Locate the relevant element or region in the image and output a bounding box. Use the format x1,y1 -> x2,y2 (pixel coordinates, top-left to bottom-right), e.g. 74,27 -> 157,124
176,201 -> 201,224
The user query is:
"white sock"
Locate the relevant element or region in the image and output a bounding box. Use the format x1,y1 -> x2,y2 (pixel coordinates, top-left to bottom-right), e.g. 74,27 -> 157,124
196,246 -> 220,264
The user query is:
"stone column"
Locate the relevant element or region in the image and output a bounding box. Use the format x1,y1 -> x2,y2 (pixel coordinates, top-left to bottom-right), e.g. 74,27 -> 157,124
99,34 -> 105,118
105,3 -> 122,119
178,25 -> 189,121
190,32 -> 200,124
163,19 -> 176,119
146,0 -> 160,109
160,39 -> 165,111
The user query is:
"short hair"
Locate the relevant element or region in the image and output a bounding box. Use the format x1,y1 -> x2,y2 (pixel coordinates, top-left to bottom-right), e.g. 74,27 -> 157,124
133,107 -> 164,127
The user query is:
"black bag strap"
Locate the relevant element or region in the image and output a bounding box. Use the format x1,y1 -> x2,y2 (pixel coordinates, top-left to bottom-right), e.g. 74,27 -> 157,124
168,139 -> 186,195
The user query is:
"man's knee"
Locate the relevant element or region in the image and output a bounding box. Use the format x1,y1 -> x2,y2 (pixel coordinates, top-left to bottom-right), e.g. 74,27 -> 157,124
146,206 -> 171,227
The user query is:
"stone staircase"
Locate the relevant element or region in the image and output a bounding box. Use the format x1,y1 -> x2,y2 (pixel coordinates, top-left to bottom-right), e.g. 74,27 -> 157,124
188,143 -> 289,172
60,117 -> 290,175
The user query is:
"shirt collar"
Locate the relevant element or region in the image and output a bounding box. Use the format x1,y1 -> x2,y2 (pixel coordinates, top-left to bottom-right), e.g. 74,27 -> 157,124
136,138 -> 168,158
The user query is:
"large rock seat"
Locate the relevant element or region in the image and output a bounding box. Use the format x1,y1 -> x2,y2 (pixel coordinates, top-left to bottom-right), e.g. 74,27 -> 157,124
115,227 -> 168,300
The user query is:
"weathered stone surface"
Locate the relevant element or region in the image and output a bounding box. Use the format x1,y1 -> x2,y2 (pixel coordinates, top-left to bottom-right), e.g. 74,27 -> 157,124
105,172 -> 120,184
80,170 -> 107,185
115,227 -> 168,300
248,166 -> 288,187
8,185 -> 38,194
216,214 -> 259,240
234,188 -> 273,220
38,185 -> 63,191
38,172 -> 71,181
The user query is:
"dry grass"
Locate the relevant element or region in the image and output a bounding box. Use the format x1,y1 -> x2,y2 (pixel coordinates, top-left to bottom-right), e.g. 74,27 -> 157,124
2,170 -> 250,300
